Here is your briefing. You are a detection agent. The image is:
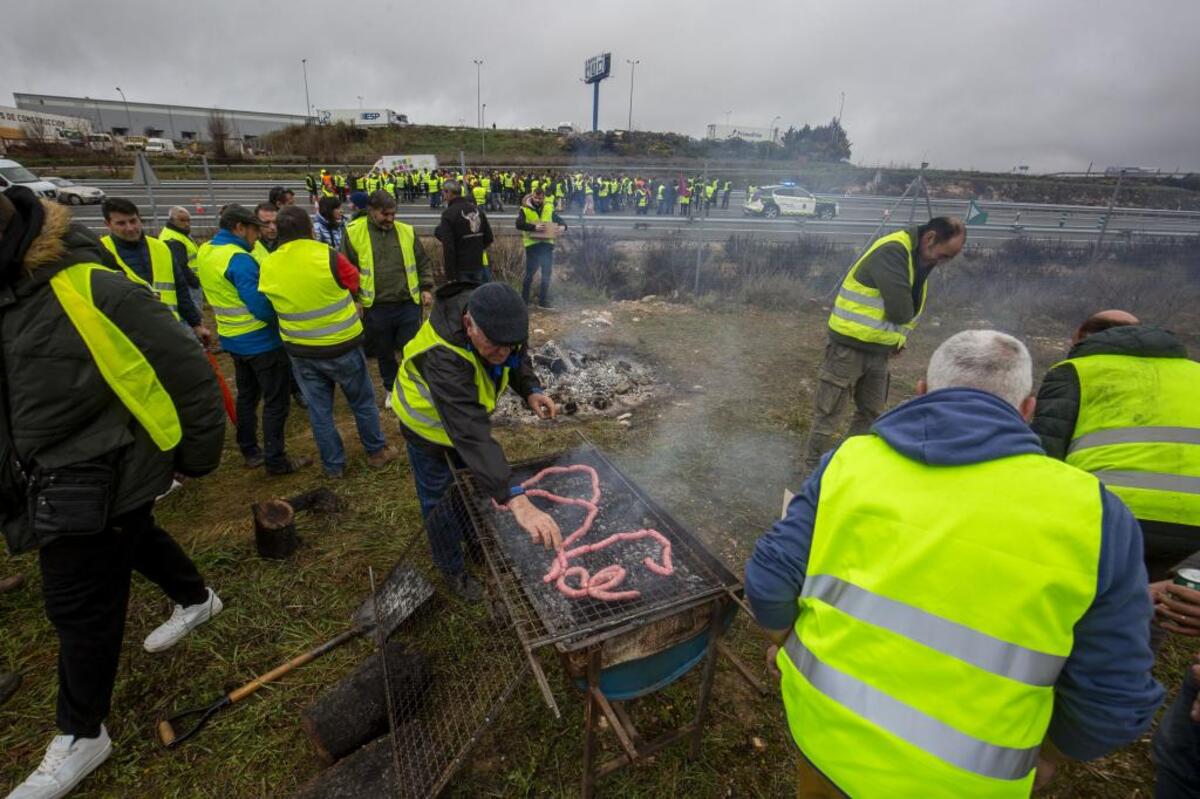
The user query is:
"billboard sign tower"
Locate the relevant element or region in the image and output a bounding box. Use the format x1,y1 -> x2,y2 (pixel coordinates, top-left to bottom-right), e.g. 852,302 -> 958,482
583,52 -> 612,132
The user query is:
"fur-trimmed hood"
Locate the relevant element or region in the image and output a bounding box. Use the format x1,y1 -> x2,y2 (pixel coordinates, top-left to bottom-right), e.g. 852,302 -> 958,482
20,200 -> 111,286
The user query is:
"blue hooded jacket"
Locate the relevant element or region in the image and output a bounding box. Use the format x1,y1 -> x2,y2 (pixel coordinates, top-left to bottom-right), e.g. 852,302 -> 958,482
746,387 -> 1163,761
208,228 -> 281,355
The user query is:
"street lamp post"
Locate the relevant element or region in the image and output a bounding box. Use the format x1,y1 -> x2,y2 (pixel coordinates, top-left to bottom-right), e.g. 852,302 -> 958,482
481,103 -> 487,158
769,114 -> 781,144
472,59 -> 483,132
115,87 -> 133,134
625,59 -> 639,131
301,59 -> 311,123
357,96 -> 363,109
85,96 -> 106,135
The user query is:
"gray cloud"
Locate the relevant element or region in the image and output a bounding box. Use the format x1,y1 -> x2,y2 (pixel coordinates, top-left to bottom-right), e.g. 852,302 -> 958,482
4,0 -> 1197,172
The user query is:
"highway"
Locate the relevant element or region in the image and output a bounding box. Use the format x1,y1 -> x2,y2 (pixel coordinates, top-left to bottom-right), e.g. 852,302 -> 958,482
62,179 -> 1200,246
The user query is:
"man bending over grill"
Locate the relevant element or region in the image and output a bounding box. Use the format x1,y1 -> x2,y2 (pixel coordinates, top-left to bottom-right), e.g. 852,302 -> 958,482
391,281 -> 561,601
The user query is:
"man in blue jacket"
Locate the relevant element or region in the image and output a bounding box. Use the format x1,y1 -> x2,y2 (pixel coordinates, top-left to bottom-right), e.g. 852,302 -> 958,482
747,329 -> 1162,798
198,205 -> 309,474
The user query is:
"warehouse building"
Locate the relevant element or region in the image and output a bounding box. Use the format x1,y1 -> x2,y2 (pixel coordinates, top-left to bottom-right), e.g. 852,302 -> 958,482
13,92 -> 307,145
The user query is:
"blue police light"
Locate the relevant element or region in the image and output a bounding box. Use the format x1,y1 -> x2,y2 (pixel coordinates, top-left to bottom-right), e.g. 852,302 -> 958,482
779,180 -> 797,187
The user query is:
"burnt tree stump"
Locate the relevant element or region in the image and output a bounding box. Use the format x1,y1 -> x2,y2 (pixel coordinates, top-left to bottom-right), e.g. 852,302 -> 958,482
291,735 -> 395,799
252,499 -> 297,559
300,641 -> 431,764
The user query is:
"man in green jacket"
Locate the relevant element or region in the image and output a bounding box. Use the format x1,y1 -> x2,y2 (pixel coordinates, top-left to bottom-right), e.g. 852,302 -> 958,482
1,188 -> 226,798
799,217 -> 964,475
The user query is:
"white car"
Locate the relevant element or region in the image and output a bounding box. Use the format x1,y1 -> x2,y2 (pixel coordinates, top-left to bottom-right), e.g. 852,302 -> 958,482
48,177 -> 106,205
743,183 -> 838,220
0,159 -> 58,200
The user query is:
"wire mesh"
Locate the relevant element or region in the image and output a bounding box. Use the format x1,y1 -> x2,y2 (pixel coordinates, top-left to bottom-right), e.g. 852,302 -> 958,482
458,445 -> 734,651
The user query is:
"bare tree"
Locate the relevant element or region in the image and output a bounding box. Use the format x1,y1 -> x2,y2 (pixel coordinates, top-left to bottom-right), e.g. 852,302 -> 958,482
208,110 -> 231,159
22,113 -> 54,145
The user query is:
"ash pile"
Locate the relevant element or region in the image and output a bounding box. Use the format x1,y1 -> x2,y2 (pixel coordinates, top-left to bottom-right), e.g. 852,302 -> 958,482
496,340 -> 659,421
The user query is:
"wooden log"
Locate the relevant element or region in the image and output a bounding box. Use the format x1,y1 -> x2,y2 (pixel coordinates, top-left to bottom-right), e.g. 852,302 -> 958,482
286,488 -> 342,514
300,642 -> 431,764
253,499 -> 298,559
291,735 -> 394,799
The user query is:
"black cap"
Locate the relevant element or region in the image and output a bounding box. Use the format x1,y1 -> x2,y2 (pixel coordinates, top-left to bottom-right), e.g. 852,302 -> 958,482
467,283 -> 528,346
219,203 -> 264,230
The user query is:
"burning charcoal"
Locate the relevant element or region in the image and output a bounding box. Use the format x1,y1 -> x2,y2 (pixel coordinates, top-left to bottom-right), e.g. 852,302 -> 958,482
592,395 -> 611,410
550,357 -> 568,375
615,381 -> 634,395
616,360 -> 632,372
533,354 -> 554,369
564,400 -> 579,415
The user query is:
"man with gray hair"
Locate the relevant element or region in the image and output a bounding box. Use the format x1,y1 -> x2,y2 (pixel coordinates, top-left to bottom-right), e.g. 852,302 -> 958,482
435,179 -> 494,285
746,329 -> 1161,797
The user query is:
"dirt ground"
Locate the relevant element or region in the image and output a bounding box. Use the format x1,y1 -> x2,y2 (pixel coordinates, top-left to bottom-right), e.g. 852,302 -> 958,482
2,285 -> 1196,797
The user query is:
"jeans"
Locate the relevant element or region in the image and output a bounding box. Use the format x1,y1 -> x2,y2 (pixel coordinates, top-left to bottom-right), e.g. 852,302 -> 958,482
405,442 -> 472,577
231,348 -> 292,470
522,243 -> 554,306
39,504 -> 207,737
364,301 -> 422,394
1154,669 -> 1200,798
290,348 -> 387,475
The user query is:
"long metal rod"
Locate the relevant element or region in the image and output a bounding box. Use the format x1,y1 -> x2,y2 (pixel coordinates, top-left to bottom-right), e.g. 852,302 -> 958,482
369,567 -> 403,798
1093,168 -> 1125,259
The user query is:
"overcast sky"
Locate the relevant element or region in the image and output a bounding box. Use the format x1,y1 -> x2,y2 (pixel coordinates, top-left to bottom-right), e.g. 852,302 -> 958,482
4,0 -> 1196,172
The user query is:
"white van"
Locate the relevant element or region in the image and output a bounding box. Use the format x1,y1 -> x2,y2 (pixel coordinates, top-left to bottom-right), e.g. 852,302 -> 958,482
0,159 -> 58,199
87,133 -> 115,151
145,137 -> 176,155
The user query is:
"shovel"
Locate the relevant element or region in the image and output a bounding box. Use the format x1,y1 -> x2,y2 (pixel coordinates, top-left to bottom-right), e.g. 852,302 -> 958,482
156,563 -> 434,748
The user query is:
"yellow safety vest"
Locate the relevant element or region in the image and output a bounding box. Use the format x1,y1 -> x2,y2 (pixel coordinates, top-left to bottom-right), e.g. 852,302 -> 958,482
157,227 -> 198,275
1062,353 -> 1200,525
101,234 -> 180,321
828,229 -> 927,349
520,201 -> 556,248
391,321 -> 510,446
250,240 -> 270,265
472,184 -> 487,204
197,241 -> 269,339
259,239 -> 362,348
344,217 -> 420,308
48,262 -> 182,451
780,434 -> 1101,798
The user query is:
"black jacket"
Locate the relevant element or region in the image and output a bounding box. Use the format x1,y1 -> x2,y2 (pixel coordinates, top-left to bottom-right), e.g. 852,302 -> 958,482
1031,324 -> 1197,579
401,282 -> 541,503
0,198 -> 225,553
434,196 -> 493,282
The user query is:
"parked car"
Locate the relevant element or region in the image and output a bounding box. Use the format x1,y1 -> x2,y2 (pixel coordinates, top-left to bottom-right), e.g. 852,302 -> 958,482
743,183 -> 838,220
47,177 -> 105,205
0,159 -> 58,199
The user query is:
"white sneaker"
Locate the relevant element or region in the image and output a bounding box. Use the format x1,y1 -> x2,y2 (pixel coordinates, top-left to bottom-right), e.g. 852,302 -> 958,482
384,391 -> 394,412
7,726 -> 112,799
143,588 -> 223,653
154,479 -> 183,502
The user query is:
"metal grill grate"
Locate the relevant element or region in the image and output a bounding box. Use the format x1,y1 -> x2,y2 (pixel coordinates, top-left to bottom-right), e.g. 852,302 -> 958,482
457,445 -> 734,652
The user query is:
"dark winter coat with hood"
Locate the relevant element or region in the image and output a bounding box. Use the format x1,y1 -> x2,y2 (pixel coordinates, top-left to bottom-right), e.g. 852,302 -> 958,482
0,193 -> 225,553
1031,325 -> 1198,579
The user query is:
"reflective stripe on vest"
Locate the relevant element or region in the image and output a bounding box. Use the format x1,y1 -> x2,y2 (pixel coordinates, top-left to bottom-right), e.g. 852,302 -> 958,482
344,217 -> 420,308
391,320 -> 510,446
258,238 -> 362,347
101,235 -> 180,320
520,201 -> 555,248
827,230 -> 925,348
1063,353 -> 1200,525
48,263 -> 182,451
779,434 -> 1101,798
196,241 -> 269,339
157,227 -> 198,273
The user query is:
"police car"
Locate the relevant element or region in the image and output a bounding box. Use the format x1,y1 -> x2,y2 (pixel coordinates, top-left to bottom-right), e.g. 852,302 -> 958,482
743,183 -> 838,220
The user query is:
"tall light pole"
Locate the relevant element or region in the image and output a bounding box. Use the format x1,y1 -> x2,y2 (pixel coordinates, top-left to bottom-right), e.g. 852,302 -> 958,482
472,59 -> 483,131
625,58 -> 639,131
357,95 -> 363,109
115,87 -> 132,133
725,109 -> 732,126
85,96 -> 105,134
769,114 -> 781,144
301,58 -> 311,123
481,103 -> 487,157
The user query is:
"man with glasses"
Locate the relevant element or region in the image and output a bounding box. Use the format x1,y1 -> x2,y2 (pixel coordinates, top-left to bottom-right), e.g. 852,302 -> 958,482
390,282 -> 560,600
